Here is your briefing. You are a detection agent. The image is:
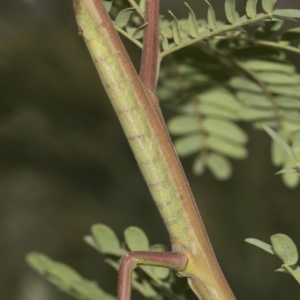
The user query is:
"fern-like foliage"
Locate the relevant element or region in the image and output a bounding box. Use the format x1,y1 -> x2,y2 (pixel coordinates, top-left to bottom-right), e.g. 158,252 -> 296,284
105,0 -> 300,187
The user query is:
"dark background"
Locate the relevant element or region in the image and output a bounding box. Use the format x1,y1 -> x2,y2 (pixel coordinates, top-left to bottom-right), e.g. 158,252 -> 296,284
1,0 -> 300,299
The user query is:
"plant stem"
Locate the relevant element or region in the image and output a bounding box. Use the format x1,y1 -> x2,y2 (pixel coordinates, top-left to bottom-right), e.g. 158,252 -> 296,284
139,0 -> 160,91
117,251 -> 187,300
72,1 -> 235,299
128,0 -> 144,18
115,26 -> 143,49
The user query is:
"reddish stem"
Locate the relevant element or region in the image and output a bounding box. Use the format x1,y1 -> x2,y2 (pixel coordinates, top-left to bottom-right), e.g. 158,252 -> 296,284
117,251 -> 187,300
139,0 -> 160,91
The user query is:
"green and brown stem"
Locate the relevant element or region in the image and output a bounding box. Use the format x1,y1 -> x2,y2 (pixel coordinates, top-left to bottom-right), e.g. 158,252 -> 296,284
72,0 -> 235,299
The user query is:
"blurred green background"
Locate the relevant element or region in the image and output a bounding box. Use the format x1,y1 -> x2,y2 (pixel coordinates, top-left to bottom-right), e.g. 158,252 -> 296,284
1,0 -> 300,299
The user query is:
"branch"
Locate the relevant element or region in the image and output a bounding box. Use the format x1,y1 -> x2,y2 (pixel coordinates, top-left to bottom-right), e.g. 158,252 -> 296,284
139,0 -> 160,91
72,0 -> 235,299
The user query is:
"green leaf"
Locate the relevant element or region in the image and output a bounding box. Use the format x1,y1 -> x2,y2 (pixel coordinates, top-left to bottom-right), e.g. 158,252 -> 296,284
292,130 -> 300,161
236,91 -> 271,108
203,0 -> 218,31
115,8 -> 135,28
46,262 -> 82,289
271,234 -> 298,265
276,265 -> 300,285
103,1 -> 112,12
84,235 -> 100,251
132,23 -> 147,39
203,119 -> 248,144
91,224 -> 122,255
26,252 -> 115,299
152,266 -> 170,279
244,60 -> 295,73
160,33 -> 169,51
264,126 -> 296,161
229,77 -> 262,93
207,153 -> 232,180
150,244 -> 168,252
273,9 -> 300,19
282,155 -> 300,188
192,154 -> 206,175
275,97 -> 300,109
240,107 -> 275,121
184,3 -> 199,38
225,0 -> 237,24
26,252 -> 53,274
280,27 -> 300,43
200,103 -> 239,120
168,116 -> 199,135
139,0 -> 146,13
262,0 -> 277,13
271,138 -> 285,166
169,11 -> 182,45
277,168 -> 297,175
124,227 -> 149,251
269,85 -> 300,98
199,88 -> 241,111
207,136 -> 248,159
245,238 -> 275,255
246,0 -> 258,19
258,72 -> 300,85
174,134 -> 202,157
